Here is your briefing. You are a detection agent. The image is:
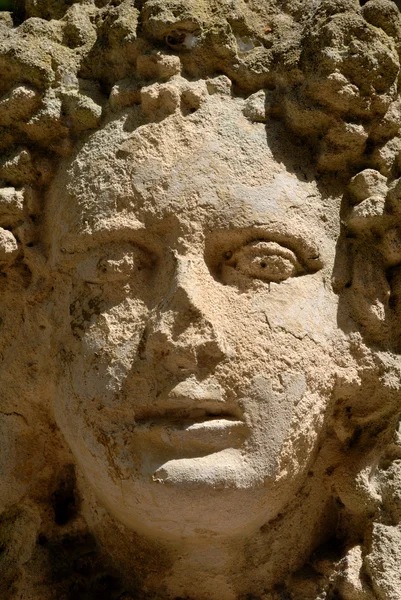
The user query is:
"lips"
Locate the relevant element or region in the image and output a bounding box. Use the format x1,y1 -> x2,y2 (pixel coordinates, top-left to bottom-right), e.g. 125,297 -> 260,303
133,380 -> 248,450
135,414 -> 248,452
134,403 -> 242,423
134,378 -> 243,421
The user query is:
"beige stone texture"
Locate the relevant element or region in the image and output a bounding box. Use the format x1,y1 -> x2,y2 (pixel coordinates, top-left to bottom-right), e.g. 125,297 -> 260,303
1,0 -> 401,599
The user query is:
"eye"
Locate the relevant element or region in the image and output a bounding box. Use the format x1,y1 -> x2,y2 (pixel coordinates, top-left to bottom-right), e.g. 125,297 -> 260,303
221,240 -> 303,285
76,243 -> 154,284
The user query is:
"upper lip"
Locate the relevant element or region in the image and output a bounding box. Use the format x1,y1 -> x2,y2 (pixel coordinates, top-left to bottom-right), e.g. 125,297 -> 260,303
134,380 -> 243,423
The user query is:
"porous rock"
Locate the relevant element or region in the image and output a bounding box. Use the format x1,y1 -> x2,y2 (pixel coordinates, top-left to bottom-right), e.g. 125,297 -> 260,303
1,1 -> 401,599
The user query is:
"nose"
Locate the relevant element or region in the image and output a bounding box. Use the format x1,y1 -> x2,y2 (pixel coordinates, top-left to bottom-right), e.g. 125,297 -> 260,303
143,254 -> 233,375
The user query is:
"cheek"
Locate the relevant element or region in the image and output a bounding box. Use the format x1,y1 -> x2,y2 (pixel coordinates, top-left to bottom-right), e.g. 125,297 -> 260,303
64,292 -> 149,408
252,276 -> 338,345
218,276 -> 338,405
83,297 -> 148,351
222,275 -> 337,349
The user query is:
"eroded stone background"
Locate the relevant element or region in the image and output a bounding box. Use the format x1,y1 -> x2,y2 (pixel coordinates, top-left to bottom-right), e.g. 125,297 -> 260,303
2,1 -> 401,599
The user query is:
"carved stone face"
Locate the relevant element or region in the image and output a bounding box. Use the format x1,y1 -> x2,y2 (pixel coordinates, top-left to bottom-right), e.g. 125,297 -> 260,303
47,95 -> 341,540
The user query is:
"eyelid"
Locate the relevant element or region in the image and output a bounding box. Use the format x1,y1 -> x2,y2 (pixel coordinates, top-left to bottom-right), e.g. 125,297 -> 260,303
205,229 -> 323,288
205,227 -> 322,272
231,240 -> 298,261
223,240 -> 300,284
223,234 -> 322,272
73,243 -> 156,283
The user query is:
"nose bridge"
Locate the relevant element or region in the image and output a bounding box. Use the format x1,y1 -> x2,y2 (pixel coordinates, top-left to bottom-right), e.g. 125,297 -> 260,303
157,252 -> 214,335
144,252 -> 233,372
168,253 -> 203,312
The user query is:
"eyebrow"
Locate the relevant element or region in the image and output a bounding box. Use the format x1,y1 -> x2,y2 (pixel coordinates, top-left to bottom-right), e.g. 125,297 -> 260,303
59,224 -> 149,254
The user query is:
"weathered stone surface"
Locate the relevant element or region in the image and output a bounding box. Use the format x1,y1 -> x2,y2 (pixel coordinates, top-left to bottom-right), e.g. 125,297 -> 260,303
1,1 -> 401,599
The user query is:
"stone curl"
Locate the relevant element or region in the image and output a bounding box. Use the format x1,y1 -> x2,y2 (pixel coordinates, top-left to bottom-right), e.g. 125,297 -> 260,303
0,0 -> 400,277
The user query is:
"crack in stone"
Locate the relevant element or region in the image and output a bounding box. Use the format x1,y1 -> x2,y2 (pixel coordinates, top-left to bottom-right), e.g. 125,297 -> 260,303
0,411 -> 28,426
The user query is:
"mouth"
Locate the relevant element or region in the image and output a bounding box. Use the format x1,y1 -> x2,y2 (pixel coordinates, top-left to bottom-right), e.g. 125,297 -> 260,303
133,384 -> 247,451
134,378 -> 244,422
135,412 -> 248,451
135,403 -> 242,422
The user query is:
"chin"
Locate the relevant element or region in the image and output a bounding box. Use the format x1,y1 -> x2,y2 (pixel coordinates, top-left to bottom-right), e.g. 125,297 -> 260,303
76,448 -> 292,540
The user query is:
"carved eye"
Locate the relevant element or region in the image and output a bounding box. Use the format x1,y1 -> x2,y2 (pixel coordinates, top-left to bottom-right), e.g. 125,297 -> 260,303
221,240 -> 303,285
76,244 -> 154,284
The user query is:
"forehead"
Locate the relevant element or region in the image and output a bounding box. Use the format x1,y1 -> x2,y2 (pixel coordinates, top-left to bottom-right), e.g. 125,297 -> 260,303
46,96 -> 334,253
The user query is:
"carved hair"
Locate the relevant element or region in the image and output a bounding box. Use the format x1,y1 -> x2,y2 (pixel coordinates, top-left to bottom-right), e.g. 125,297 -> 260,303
1,0 -> 401,265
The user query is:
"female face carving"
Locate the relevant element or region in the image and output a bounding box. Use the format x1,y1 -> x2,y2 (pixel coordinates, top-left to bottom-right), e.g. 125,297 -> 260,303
47,97 -> 341,540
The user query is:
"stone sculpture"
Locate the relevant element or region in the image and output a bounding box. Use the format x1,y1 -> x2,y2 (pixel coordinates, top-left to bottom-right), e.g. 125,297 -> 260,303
1,0 -> 401,598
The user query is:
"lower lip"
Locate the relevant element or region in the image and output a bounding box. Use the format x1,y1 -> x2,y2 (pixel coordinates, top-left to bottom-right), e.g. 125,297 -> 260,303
136,418 -> 248,450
